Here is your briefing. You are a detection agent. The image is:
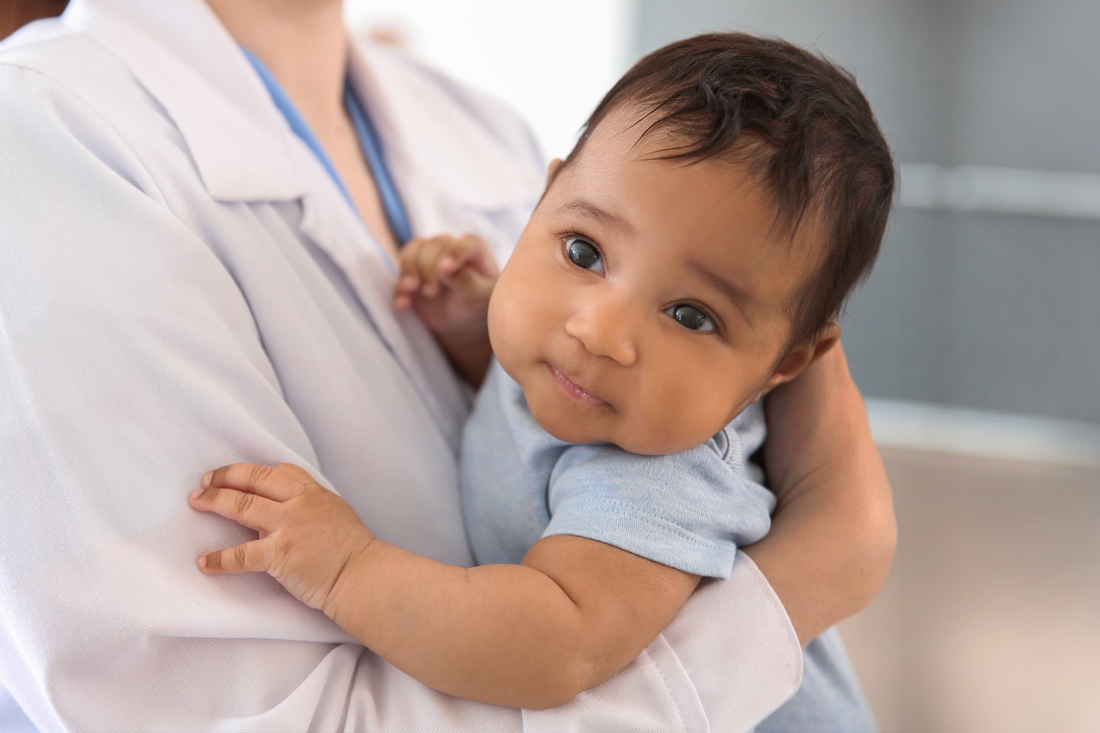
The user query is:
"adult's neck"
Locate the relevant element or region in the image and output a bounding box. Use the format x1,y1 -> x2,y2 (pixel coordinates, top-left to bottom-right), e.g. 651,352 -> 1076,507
206,0 -> 349,133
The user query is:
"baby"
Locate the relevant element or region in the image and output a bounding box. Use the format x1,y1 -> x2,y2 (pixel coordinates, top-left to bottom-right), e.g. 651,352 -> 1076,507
189,33 -> 893,708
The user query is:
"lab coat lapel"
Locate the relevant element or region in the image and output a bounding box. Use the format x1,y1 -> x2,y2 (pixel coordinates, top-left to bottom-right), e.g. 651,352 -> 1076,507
64,0 -> 305,203
341,43 -> 549,443
291,147 -> 469,450
64,0 -> 467,447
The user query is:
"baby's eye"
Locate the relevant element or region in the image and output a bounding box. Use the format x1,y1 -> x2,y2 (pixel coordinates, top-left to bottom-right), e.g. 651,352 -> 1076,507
667,303 -> 716,332
565,237 -> 605,275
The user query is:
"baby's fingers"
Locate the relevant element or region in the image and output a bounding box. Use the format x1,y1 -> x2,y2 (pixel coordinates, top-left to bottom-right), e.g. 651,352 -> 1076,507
198,538 -> 275,575
414,238 -> 451,296
394,271 -> 421,311
437,234 -> 498,279
203,462 -> 307,502
189,485 -> 284,533
394,237 -> 443,300
397,237 -> 443,279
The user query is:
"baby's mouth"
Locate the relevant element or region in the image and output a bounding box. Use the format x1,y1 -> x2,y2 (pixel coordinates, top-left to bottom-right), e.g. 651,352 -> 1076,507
547,364 -> 609,408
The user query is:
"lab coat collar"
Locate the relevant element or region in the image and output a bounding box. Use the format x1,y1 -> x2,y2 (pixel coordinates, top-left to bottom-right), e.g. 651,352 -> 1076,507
62,0 -> 540,212
64,0 -> 306,203
63,0 -> 476,447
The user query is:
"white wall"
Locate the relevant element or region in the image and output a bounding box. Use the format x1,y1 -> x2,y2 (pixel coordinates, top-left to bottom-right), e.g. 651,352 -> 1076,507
345,0 -> 635,160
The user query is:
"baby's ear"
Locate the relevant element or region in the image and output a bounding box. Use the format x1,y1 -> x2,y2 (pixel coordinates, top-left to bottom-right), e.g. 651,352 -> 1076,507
757,322 -> 841,398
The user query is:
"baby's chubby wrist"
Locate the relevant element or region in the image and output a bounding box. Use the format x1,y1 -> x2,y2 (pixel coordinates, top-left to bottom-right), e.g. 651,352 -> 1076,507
321,533 -> 391,625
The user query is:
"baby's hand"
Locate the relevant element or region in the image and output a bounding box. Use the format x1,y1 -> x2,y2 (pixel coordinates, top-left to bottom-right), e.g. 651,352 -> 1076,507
394,233 -> 498,341
189,463 -> 374,614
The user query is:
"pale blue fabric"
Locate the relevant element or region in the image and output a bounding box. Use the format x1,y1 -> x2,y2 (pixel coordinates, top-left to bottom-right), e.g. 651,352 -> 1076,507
460,361 -> 775,578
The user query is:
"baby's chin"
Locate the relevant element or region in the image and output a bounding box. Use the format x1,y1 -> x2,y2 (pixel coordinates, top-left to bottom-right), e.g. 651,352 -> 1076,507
526,396 -> 711,456
524,395 -> 611,446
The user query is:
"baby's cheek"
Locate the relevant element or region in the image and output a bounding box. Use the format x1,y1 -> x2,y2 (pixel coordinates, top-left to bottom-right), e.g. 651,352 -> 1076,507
487,278 -> 526,360
642,372 -> 742,451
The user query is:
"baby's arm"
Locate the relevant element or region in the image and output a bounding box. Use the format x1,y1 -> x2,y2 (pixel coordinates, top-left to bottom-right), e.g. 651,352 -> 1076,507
189,463 -> 700,709
393,234 -> 498,386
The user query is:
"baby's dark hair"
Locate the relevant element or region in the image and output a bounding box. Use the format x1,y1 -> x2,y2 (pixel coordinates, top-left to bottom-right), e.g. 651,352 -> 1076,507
564,33 -> 895,349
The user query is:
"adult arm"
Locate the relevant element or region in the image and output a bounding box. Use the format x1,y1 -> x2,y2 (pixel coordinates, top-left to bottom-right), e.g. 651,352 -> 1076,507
744,344 -> 898,646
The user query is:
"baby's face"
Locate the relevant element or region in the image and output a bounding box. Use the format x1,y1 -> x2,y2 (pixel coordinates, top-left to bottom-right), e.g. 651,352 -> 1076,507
488,108 -> 821,455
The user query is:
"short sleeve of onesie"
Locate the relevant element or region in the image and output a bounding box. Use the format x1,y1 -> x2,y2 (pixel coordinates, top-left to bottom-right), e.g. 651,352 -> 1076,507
460,362 -> 778,578
543,421 -> 776,579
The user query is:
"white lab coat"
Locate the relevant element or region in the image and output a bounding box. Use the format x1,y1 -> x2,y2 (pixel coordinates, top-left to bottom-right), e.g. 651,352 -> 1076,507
0,0 -> 801,730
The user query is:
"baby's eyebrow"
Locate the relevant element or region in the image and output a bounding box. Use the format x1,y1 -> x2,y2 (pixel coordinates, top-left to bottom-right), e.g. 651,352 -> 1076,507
556,199 -> 635,236
687,261 -> 756,327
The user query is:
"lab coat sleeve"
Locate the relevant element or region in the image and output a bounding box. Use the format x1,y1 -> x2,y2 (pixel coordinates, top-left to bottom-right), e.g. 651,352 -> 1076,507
0,62 -> 360,732
0,63 -> 800,733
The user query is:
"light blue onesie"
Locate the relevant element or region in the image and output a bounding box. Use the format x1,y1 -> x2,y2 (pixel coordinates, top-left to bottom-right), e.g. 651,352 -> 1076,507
460,361 -> 877,731
461,361 -> 775,576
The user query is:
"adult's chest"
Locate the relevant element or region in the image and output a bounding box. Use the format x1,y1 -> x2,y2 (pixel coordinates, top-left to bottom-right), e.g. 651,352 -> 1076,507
161,168 -> 479,563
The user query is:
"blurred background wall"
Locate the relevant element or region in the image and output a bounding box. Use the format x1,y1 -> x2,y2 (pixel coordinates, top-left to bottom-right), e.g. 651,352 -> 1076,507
637,0 -> 1100,430
345,2 -> 1100,732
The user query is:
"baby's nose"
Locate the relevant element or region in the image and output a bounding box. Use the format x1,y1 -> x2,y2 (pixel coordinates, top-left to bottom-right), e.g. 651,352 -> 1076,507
564,300 -> 638,367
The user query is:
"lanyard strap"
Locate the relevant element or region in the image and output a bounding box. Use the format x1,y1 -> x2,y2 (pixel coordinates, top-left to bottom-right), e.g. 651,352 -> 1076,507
344,87 -> 414,246
242,48 -> 413,246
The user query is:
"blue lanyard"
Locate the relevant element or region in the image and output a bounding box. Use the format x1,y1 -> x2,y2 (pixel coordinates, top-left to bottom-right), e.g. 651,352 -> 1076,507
242,48 -> 413,247
344,86 -> 413,246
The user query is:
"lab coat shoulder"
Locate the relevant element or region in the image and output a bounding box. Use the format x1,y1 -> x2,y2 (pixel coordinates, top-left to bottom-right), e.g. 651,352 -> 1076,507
355,42 -> 547,238
0,32 -> 334,733
0,34 -> 306,488
369,43 -> 546,170
0,30 -> 207,233
0,32 -> 273,386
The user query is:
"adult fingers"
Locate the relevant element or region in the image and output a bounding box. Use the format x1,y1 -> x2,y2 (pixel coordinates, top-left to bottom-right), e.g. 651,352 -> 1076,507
197,538 -> 275,575
202,462 -> 306,502
189,485 -> 284,533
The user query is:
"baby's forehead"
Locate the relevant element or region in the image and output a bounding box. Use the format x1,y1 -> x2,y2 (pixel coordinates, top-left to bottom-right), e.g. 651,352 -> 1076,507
568,106 -> 827,257
567,103 -> 692,167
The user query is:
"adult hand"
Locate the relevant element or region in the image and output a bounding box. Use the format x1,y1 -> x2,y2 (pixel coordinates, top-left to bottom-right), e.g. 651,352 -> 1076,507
744,343 -> 897,646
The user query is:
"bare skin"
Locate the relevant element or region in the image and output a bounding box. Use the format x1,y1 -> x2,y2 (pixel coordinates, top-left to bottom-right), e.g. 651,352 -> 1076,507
206,0 -> 401,260
749,344 -> 896,646
189,109 -> 897,707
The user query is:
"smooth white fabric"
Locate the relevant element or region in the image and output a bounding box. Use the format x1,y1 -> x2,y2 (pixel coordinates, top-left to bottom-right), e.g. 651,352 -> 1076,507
0,1 -> 802,730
